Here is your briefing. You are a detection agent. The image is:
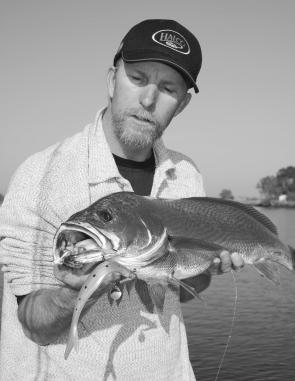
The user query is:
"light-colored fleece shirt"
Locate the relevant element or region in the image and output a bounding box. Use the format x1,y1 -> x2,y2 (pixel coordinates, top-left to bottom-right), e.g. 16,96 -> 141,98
0,109 -> 205,381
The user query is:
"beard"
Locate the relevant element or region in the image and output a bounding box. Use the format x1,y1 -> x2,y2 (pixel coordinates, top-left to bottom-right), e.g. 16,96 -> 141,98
111,107 -> 166,149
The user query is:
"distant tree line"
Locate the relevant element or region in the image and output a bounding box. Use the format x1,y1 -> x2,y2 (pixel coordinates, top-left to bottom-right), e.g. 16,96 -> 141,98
256,166 -> 295,201
0,193 -> 3,204
219,189 -> 234,200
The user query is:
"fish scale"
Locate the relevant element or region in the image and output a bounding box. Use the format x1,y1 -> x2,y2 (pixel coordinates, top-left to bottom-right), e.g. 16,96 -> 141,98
147,198 -> 285,252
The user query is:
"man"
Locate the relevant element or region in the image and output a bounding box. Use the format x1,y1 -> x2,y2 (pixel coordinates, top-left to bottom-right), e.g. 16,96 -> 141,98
0,19 -> 243,380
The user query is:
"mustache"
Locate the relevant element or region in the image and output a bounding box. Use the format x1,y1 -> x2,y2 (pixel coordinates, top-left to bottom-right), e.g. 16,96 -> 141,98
128,109 -> 157,125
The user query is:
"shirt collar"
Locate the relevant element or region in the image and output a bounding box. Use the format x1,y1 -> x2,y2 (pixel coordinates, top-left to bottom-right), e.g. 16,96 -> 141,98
153,138 -> 176,176
87,108 -> 176,184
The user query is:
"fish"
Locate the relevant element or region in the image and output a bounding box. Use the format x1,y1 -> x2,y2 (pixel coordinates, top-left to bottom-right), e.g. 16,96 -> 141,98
53,192 -> 295,358
54,191 -> 295,279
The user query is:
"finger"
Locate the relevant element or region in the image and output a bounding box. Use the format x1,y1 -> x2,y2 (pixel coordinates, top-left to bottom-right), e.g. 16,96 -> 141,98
231,252 -> 245,270
220,251 -> 232,273
213,257 -> 221,266
53,264 -> 90,289
208,257 -> 221,275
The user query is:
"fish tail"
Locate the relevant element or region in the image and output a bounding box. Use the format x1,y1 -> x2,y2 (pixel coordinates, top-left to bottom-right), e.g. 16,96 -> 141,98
64,324 -> 79,360
289,245 -> 295,270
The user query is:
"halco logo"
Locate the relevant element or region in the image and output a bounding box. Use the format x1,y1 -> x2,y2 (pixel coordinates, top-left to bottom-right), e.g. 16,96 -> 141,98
152,29 -> 190,55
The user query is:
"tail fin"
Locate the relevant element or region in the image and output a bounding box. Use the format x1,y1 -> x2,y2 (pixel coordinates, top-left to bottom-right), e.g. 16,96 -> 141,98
64,325 -> 79,360
289,245 -> 295,270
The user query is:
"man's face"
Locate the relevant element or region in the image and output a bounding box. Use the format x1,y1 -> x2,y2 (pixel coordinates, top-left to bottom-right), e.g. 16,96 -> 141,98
108,60 -> 191,150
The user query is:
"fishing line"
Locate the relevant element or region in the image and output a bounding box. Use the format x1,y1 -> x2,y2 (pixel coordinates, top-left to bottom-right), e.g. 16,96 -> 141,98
214,270 -> 238,381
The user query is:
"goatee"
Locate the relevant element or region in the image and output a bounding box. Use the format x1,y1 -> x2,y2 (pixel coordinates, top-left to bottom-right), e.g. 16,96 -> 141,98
111,109 -> 164,149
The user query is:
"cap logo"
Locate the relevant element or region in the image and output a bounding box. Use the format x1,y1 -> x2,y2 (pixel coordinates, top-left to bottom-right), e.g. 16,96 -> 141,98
152,29 -> 190,55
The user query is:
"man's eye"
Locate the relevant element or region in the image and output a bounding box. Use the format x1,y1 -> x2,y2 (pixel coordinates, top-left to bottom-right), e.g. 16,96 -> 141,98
130,75 -> 143,83
163,86 -> 174,94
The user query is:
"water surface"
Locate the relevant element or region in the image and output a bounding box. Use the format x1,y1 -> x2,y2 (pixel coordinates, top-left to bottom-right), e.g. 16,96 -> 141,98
183,208 -> 295,380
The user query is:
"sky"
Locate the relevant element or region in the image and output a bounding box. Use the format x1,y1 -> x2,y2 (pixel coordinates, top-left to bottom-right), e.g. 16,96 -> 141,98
1,1 -> 294,198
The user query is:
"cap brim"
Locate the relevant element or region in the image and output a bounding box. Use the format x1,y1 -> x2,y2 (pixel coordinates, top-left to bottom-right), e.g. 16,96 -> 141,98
121,50 -> 199,93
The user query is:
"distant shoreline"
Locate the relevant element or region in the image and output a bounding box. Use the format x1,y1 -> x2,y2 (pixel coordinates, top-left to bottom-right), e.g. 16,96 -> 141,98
246,201 -> 295,209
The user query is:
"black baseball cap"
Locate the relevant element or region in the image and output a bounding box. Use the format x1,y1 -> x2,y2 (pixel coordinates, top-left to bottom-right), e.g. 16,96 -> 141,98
114,19 -> 202,93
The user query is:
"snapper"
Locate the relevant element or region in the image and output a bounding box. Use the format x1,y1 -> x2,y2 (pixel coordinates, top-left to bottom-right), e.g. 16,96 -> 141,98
53,192 -> 295,359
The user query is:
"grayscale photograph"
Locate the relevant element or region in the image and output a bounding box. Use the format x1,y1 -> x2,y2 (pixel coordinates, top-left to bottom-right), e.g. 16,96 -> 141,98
0,1 -> 294,380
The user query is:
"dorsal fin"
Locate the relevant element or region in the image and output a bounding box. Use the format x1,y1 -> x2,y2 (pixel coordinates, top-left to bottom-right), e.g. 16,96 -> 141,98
146,195 -> 278,236
186,197 -> 278,235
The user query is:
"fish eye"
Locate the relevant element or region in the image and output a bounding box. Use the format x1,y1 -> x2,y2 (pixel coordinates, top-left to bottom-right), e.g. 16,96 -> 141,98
98,209 -> 113,222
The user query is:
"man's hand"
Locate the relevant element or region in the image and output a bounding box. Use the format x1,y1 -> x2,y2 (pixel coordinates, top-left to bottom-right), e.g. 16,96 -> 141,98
209,251 -> 245,275
19,237 -> 104,345
180,251 -> 244,303
53,263 -> 97,290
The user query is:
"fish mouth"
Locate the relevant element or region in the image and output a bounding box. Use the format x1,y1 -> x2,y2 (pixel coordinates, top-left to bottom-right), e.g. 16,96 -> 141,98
53,221 -> 118,268
53,221 -> 169,270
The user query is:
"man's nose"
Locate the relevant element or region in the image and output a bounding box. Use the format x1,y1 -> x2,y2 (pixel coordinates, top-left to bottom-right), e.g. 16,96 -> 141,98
139,84 -> 159,110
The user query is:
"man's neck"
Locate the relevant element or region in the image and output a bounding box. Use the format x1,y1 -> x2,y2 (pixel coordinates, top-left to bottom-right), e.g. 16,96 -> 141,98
102,106 -> 153,162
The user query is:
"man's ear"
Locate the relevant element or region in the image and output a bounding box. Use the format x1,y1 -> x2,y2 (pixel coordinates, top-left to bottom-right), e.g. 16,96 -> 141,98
107,66 -> 117,99
174,92 -> 192,117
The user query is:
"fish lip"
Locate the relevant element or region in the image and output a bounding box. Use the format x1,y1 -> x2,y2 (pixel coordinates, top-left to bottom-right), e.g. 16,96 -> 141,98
53,221 -> 116,265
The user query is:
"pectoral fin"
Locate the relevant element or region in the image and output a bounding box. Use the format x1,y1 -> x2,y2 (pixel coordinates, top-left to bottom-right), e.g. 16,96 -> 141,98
168,276 -> 205,303
253,260 -> 280,285
135,280 -> 154,313
148,284 -> 166,313
179,273 -> 211,303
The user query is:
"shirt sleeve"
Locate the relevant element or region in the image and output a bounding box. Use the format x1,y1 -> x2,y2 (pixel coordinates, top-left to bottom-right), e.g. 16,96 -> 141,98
0,157 -> 62,296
